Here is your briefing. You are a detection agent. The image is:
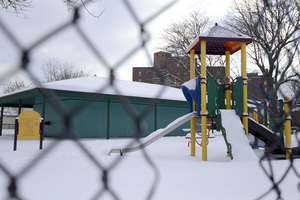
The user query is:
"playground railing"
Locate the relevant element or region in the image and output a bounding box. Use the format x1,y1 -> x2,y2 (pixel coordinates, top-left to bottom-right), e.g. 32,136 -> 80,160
247,80 -> 283,118
247,80 -> 284,144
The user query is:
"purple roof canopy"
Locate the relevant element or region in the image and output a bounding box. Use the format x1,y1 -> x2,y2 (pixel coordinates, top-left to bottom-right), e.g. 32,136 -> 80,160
186,23 -> 252,55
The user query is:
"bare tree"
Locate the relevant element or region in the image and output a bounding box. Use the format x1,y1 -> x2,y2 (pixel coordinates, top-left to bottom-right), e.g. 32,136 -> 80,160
62,0 -> 106,18
2,77 -> 28,115
160,10 -> 211,57
3,78 -> 26,94
1,0 -> 104,18
224,0 -> 300,99
0,0 -> 34,18
41,58 -> 89,83
158,10 -> 226,84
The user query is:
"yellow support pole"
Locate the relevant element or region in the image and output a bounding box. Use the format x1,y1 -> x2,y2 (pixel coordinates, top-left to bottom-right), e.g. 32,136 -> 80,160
225,50 -> 231,157
284,96 -> 292,159
225,51 -> 231,109
254,109 -> 258,122
190,49 -> 196,157
201,40 -> 207,161
241,42 -> 248,138
267,109 -> 269,129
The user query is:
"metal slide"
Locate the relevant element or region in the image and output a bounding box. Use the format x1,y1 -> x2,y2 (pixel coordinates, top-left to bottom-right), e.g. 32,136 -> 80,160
109,112 -> 196,155
248,117 -> 285,155
248,117 -> 280,145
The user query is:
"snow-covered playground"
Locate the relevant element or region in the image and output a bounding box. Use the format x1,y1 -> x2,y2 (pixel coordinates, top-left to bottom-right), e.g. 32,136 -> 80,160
0,124 -> 299,200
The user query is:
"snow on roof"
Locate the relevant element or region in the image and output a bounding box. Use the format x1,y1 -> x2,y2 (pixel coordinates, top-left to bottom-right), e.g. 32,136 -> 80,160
199,23 -> 251,40
1,76 -> 186,102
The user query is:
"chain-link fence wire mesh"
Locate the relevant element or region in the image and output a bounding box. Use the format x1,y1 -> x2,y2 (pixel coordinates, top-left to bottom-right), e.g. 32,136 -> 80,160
0,0 -> 300,199
0,1 -> 178,199
252,1 -> 300,199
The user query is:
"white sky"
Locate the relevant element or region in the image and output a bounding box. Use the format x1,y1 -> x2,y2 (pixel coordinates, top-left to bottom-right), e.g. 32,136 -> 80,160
0,0 -> 233,84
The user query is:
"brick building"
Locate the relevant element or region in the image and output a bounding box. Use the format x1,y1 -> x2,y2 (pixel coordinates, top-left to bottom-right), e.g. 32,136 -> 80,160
132,52 -> 272,102
247,72 -> 272,100
132,51 -> 225,88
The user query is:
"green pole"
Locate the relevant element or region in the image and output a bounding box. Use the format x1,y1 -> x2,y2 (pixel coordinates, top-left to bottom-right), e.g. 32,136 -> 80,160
42,96 -> 46,120
42,96 -> 46,140
106,100 -> 110,139
18,100 -> 22,115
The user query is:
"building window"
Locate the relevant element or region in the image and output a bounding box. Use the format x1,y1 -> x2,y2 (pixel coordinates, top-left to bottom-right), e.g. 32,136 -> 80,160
138,79 -> 141,82
184,72 -> 188,77
264,81 -> 267,85
176,63 -> 180,68
264,88 -> 267,91
138,71 -> 142,76
176,72 -> 180,77
217,71 -> 220,75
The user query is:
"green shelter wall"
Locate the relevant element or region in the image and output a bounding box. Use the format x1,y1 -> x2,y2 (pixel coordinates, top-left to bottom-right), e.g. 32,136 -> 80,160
156,104 -> 190,136
109,101 -> 155,137
34,103 -> 63,137
33,95 -> 189,138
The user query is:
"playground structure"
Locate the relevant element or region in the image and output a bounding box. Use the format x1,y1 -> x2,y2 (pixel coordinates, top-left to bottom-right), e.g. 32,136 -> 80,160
183,23 -> 293,160
109,24 -> 294,160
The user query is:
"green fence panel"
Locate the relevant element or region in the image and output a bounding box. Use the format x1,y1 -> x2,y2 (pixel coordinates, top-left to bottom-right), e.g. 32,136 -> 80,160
207,76 -> 218,117
217,84 -> 226,110
232,77 -> 243,117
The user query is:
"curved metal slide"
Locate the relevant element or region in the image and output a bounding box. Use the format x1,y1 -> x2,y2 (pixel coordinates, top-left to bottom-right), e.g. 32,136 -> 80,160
109,112 -> 196,155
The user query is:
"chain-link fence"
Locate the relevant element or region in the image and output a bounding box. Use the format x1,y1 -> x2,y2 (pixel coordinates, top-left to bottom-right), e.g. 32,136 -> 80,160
0,0 -> 300,199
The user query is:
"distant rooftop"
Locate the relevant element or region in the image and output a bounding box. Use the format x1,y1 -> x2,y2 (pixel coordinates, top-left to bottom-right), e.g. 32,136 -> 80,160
0,76 -> 186,108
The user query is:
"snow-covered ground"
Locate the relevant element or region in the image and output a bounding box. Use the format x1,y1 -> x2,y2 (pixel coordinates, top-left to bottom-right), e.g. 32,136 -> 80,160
0,129 -> 299,200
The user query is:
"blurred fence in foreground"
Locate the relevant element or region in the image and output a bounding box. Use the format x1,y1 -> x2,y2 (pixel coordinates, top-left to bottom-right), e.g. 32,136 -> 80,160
0,0 -> 300,200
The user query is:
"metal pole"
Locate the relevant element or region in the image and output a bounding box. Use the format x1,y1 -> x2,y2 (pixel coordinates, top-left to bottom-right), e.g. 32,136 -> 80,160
241,42 -> 248,138
225,51 -> 231,109
190,49 -> 196,157
254,109 -> 258,122
284,96 -> 292,159
18,99 -> 22,115
266,101 -> 269,129
40,119 -> 44,150
279,100 -> 284,145
0,104 -> 3,136
13,118 -> 18,151
253,109 -> 258,148
201,40 -> 207,161
42,96 -> 46,140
